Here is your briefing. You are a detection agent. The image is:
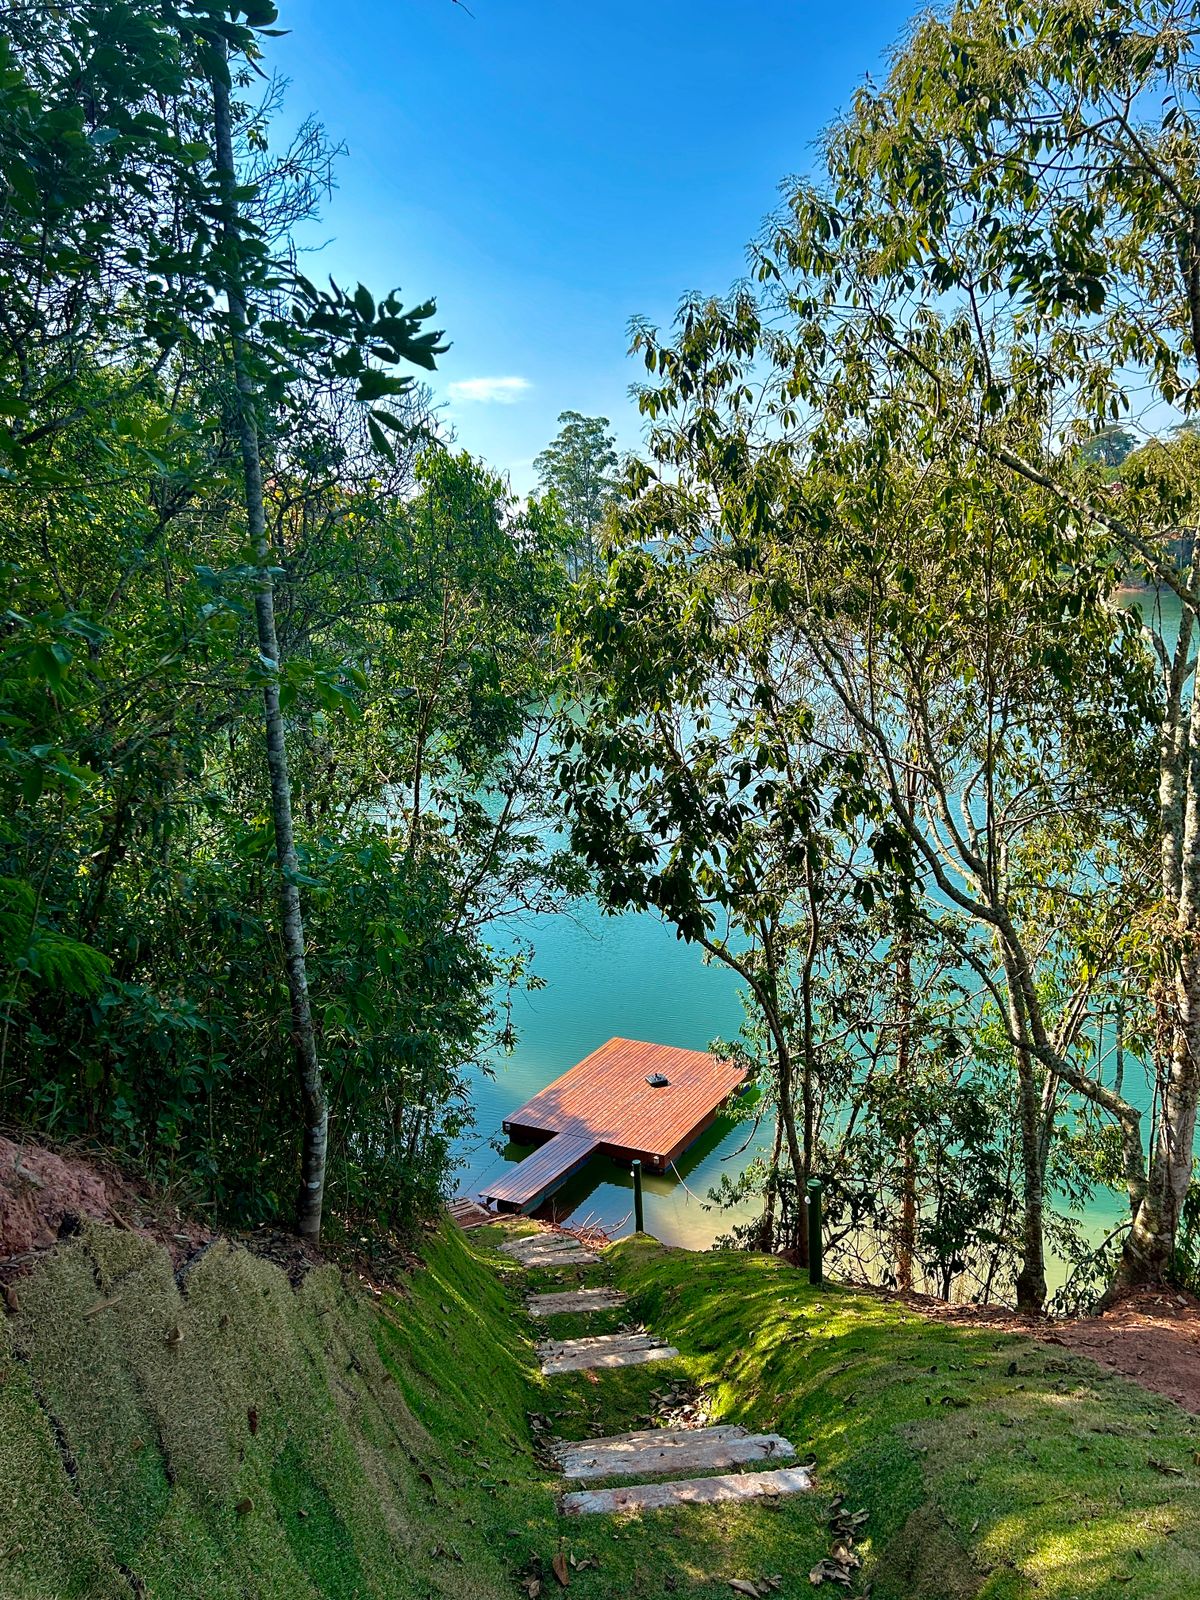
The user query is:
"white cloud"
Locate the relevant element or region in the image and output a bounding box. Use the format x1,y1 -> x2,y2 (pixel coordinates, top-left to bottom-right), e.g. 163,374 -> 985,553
446,375 -> 532,405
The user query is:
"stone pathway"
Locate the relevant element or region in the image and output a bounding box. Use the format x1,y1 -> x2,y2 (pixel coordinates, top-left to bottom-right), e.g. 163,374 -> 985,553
503,1226 -> 814,1516
538,1330 -> 679,1375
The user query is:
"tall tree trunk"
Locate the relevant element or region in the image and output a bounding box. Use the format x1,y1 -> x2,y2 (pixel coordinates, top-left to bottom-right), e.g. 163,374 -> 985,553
758,1110 -> 784,1253
211,57 -> 327,1244
894,918 -> 916,1294
1108,589 -> 1199,1292
775,1039 -> 809,1262
1012,1046 -> 1048,1312
999,939 -> 1048,1312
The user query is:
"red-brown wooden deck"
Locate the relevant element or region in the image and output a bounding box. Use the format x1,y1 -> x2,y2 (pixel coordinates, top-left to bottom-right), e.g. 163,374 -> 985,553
482,1037 -> 747,1214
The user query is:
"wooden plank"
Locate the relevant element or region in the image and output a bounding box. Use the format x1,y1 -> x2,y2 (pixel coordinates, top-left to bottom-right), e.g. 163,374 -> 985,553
526,1288 -> 627,1316
484,1131 -> 598,1212
561,1465 -> 814,1516
501,1037 -> 746,1171
554,1428 -> 796,1482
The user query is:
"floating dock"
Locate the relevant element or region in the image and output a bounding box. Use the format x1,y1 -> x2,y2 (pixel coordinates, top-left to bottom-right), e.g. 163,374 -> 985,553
482,1037 -> 746,1214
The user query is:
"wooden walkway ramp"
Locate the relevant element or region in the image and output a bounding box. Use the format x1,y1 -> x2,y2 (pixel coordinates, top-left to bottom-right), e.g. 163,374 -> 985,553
483,1037 -> 746,1213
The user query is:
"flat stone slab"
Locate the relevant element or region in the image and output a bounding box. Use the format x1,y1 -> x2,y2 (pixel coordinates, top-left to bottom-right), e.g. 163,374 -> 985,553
561,1464 -> 814,1516
551,1424 -> 796,1481
541,1331 -> 656,1352
550,1424 -> 746,1457
499,1234 -> 598,1266
526,1288 -> 628,1317
519,1250 -> 599,1269
539,1332 -> 680,1375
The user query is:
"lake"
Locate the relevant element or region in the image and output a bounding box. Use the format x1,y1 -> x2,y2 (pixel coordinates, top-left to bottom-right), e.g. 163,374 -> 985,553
456,588 -> 1173,1258
454,896 -> 774,1248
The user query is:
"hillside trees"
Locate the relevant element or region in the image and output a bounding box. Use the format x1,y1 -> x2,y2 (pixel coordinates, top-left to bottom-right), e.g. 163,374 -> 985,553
534,411 -> 618,578
0,1 -> 570,1235
560,309 -> 1151,1303
757,0 -> 1200,1291
559,0 -> 1200,1303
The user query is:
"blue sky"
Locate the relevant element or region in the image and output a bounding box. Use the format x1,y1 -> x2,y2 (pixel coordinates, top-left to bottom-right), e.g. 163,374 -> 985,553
273,1 -> 912,492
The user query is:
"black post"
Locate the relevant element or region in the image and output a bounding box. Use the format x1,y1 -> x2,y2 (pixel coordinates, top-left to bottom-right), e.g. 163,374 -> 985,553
806,1178 -> 823,1286
632,1160 -> 645,1233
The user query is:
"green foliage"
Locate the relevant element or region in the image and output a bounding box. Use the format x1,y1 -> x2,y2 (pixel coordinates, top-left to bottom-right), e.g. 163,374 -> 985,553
0,5 -> 570,1234
611,1236 -> 1200,1600
534,410 -> 619,578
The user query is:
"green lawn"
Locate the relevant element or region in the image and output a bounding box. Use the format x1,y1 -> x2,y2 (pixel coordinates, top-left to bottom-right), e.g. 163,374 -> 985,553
4,1217 -> 1199,1599
605,1236 -> 1200,1599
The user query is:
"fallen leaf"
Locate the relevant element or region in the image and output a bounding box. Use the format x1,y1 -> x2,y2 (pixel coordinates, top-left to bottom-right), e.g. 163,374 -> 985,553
729,1582 -> 761,1597
247,1406 -> 259,1436
551,1552 -> 569,1587
523,1580 -> 542,1599
235,1497 -> 253,1516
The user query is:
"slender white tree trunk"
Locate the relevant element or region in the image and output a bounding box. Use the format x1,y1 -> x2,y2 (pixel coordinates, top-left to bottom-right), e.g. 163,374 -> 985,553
211,56 -> 327,1243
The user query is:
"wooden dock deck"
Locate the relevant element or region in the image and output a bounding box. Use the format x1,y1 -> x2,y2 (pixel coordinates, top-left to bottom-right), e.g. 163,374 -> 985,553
482,1037 -> 746,1214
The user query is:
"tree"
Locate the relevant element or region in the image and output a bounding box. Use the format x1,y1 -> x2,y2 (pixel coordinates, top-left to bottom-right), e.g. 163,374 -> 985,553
756,0 -> 1200,1292
593,281 -> 1149,1307
534,411 -> 618,578
559,527 -> 915,1265
0,1 -> 572,1244
206,14 -> 447,1241
1080,426 -> 1140,469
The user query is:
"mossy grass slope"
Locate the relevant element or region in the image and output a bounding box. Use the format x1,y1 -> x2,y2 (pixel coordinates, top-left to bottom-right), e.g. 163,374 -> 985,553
608,1236 -> 1200,1598
4,1217 -> 1200,1599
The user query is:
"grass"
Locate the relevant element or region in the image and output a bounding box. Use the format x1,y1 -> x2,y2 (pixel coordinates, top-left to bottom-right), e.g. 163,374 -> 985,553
3,1216 -> 1200,1599
606,1236 -> 1200,1599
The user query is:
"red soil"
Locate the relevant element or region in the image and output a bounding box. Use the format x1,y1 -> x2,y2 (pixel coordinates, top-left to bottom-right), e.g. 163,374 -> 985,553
917,1287 -> 1200,1414
0,1133 -> 211,1283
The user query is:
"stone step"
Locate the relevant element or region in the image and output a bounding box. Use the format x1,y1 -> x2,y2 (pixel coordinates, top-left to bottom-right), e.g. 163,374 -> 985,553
539,1332 -> 680,1376
526,1287 -> 628,1317
550,1424 -> 746,1455
541,1330 -> 656,1352
550,1424 -> 796,1482
499,1234 -> 598,1266
561,1464 -> 814,1516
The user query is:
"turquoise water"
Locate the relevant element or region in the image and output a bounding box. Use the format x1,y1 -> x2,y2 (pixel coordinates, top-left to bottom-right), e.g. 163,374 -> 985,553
456,895 -> 1151,1256
456,590 -> 1175,1252
455,898 -> 773,1247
